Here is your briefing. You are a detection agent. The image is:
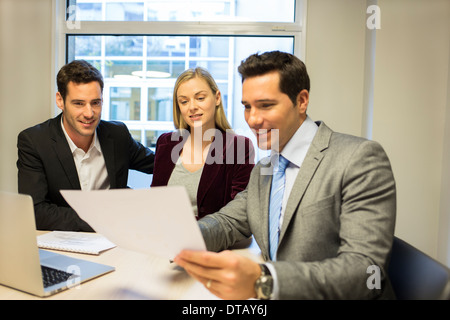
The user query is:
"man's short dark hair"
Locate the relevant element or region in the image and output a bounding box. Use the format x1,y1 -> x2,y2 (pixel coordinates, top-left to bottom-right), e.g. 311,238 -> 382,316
238,51 -> 310,106
57,60 -> 104,102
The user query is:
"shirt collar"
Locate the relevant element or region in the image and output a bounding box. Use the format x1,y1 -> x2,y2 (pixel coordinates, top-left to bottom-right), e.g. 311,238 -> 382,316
60,116 -> 102,155
272,115 -> 318,168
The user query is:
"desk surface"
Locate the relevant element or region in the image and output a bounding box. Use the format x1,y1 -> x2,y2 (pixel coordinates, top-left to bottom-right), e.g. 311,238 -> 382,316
0,232 -> 262,300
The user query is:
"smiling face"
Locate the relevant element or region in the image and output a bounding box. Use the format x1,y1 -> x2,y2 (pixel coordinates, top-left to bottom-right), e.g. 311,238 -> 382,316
242,71 -> 308,152
56,81 -> 102,151
176,76 -> 220,132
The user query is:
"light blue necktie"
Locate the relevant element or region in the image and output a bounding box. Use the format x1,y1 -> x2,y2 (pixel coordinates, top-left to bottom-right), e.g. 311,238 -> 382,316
269,155 -> 289,261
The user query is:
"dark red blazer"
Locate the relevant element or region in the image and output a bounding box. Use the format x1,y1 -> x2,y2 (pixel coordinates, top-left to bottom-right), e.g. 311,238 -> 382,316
151,129 -> 255,219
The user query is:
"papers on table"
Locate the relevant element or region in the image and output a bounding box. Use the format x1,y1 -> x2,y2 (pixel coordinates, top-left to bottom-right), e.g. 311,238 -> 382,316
60,186 -> 206,260
37,231 -> 116,255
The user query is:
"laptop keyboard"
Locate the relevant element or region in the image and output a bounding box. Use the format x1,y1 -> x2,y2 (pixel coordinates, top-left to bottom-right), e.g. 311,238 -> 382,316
41,265 -> 75,288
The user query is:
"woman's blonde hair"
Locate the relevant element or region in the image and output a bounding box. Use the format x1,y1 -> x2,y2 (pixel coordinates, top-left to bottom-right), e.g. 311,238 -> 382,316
173,67 -> 231,131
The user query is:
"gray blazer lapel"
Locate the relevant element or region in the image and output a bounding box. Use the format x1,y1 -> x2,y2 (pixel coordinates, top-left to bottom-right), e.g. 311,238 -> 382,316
278,122 -> 332,244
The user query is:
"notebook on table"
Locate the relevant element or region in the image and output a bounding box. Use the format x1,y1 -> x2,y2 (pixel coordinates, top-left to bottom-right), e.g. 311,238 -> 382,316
37,231 -> 116,255
0,191 -> 115,297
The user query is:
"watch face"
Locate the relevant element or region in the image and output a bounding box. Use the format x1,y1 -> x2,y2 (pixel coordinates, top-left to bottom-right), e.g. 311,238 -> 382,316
255,264 -> 273,300
257,275 -> 273,299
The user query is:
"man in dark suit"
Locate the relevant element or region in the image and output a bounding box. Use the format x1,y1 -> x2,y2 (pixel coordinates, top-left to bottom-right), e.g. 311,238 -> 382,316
17,60 -> 154,232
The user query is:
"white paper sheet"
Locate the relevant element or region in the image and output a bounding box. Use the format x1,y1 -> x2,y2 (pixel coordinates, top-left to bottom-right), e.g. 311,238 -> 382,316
60,186 -> 206,260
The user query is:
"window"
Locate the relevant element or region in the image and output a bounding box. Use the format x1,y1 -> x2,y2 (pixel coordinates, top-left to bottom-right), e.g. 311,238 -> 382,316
55,0 -> 306,163
67,0 -> 297,22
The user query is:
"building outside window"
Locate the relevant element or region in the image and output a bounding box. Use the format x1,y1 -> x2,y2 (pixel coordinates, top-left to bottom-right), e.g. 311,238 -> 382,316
56,0 -> 305,185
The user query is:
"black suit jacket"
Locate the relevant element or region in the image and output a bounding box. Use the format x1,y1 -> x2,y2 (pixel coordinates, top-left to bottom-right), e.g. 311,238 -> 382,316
151,129 -> 254,219
17,113 -> 155,231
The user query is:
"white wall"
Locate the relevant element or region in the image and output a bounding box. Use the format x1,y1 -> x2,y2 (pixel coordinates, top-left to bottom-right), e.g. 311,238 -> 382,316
373,0 -> 450,263
0,0 -> 53,192
306,0 -> 450,265
439,41 -> 450,266
1,0 -> 449,265
306,0 -> 367,136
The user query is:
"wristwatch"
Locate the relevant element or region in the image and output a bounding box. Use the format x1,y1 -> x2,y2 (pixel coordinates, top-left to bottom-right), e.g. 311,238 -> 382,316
254,264 -> 273,300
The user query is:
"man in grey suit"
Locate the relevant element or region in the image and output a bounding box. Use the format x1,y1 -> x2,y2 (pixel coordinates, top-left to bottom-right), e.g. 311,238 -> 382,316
174,51 -> 396,299
17,60 -> 154,232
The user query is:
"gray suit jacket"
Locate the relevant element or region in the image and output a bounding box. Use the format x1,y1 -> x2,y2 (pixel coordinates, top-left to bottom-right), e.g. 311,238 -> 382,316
199,121 -> 396,299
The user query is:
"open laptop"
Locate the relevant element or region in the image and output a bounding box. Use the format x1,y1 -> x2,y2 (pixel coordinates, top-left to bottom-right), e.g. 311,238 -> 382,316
0,191 -> 115,297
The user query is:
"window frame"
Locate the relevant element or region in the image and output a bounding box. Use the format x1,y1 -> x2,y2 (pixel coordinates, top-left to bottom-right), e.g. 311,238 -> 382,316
52,0 -> 307,115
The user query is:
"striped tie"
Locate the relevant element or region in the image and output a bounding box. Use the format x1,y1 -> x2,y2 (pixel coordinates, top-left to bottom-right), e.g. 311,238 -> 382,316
269,155 -> 289,261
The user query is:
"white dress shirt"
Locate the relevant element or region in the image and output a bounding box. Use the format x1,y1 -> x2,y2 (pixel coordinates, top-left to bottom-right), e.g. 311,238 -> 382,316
266,115 -> 318,299
61,118 -> 110,191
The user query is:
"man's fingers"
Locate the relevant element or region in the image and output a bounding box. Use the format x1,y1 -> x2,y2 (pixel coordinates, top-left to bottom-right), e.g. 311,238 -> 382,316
176,255 -> 221,282
176,250 -> 228,268
174,250 -> 259,300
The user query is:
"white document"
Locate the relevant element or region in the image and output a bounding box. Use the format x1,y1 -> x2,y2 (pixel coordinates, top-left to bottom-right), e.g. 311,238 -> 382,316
60,186 -> 206,260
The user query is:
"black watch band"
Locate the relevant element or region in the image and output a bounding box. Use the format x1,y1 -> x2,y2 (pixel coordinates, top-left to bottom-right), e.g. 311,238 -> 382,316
255,264 -> 273,300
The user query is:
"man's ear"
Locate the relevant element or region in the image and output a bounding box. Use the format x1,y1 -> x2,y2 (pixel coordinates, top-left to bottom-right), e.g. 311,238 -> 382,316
296,89 -> 309,114
56,92 -> 64,111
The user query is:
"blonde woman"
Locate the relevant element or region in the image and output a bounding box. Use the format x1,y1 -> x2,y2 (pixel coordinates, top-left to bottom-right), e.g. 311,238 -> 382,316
151,67 -> 254,219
